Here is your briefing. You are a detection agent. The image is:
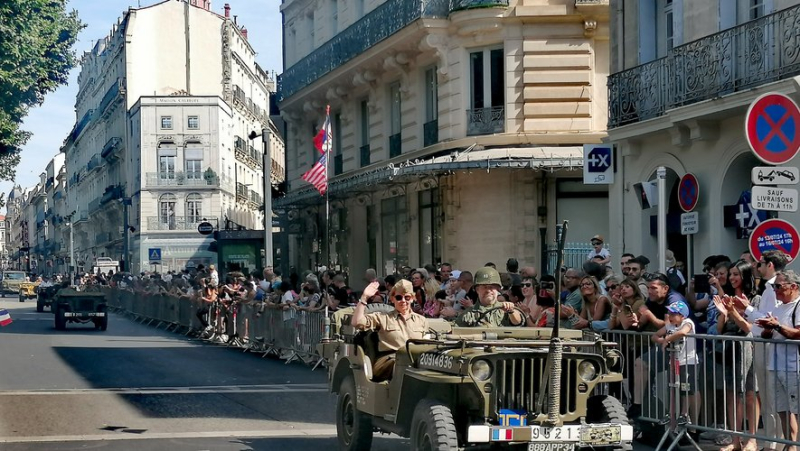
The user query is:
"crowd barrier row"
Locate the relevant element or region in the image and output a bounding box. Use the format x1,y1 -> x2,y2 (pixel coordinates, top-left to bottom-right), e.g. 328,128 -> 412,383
101,288 -> 800,447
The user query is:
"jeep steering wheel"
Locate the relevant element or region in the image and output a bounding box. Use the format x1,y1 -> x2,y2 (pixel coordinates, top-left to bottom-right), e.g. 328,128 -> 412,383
469,305 -> 529,327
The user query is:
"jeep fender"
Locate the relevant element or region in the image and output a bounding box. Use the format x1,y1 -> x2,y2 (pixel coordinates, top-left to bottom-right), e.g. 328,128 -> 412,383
393,368 -> 479,436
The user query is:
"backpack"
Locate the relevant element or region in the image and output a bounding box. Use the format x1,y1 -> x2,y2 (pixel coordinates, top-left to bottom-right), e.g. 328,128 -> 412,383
666,267 -> 686,295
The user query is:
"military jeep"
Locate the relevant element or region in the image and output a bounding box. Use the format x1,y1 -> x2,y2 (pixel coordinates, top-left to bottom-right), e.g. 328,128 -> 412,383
318,305 -> 633,451
52,288 -> 108,331
36,285 -> 61,312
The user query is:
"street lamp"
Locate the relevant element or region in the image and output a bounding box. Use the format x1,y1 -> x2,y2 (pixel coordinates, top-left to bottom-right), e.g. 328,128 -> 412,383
66,211 -> 75,284
248,126 -> 273,269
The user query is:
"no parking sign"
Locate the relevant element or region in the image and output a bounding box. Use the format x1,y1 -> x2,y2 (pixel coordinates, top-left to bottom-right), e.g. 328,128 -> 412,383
749,219 -> 800,262
745,93 -> 800,165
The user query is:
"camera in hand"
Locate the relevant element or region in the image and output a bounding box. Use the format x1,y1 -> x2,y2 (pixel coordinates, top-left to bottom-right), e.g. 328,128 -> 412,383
693,274 -> 710,293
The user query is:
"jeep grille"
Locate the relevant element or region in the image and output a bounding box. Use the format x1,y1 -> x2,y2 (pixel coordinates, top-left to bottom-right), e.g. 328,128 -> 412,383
493,358 -> 578,416
77,299 -> 97,311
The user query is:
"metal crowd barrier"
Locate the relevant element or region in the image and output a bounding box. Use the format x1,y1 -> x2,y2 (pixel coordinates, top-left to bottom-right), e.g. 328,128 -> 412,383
100,288 -> 800,447
602,329 -> 800,448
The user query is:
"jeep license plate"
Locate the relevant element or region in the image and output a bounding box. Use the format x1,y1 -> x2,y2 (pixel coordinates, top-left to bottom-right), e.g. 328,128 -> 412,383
528,443 -> 574,451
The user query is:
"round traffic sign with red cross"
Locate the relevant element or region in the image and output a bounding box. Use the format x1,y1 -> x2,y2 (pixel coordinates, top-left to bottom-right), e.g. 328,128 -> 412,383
678,173 -> 699,212
749,219 -> 800,263
745,93 -> 800,165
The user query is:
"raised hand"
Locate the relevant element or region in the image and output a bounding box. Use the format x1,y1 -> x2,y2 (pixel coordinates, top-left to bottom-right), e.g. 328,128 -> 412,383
713,295 -> 728,316
362,281 -> 381,299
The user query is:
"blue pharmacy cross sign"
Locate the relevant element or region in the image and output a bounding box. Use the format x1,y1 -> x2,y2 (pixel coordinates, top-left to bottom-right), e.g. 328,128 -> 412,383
745,93 -> 800,165
148,248 -> 162,262
586,146 -> 612,172
678,173 -> 699,212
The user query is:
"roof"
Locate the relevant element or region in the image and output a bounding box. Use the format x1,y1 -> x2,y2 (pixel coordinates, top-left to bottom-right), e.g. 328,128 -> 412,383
275,145 -> 583,208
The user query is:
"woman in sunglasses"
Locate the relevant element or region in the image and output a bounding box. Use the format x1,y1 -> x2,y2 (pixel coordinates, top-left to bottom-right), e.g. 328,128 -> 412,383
351,280 -> 429,381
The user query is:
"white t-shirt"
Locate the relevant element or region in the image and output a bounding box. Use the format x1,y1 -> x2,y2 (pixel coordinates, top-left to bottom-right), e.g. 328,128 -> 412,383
281,291 -> 295,321
745,275 -> 777,336
666,318 -> 698,366
586,247 -> 610,262
769,297 -> 800,373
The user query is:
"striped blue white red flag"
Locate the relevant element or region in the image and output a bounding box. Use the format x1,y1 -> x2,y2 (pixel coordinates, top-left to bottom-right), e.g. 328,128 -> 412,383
0,308 -> 12,327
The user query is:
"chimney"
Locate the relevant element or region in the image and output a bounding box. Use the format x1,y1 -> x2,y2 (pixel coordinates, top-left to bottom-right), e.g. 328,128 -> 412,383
224,3 -> 230,18
241,26 -> 248,39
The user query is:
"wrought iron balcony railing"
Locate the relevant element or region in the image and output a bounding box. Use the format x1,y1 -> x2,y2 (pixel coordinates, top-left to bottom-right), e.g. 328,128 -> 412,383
147,216 -> 212,231
145,172 -> 223,188
608,4 -> 800,128
278,0 -> 454,101
466,106 -> 505,136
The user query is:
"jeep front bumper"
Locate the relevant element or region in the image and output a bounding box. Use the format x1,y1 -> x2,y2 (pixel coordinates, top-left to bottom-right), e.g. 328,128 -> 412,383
63,312 -> 106,318
467,423 -> 633,446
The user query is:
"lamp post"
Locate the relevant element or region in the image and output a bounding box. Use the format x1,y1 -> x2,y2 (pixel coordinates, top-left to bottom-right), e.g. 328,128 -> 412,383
249,126 -> 273,269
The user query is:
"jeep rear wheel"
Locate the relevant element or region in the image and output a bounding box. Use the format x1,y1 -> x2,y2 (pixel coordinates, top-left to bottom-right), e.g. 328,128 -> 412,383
585,395 -> 633,451
36,301 -> 44,312
95,315 -> 108,331
410,398 -> 459,451
336,375 -> 372,451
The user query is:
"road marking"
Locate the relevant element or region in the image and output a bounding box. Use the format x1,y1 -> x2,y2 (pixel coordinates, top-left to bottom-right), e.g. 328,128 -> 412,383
0,427 -> 339,443
0,383 -> 329,396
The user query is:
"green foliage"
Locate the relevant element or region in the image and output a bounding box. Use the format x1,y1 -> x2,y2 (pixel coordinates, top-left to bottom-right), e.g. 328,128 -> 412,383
0,0 -> 83,205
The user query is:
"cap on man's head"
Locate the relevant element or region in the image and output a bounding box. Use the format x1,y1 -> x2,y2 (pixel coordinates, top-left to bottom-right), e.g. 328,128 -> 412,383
666,300 -> 690,317
591,234 -> 604,243
391,279 -> 414,296
450,269 -> 462,280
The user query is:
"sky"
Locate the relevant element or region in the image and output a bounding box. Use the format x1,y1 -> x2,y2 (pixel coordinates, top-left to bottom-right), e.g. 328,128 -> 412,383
0,0 -> 283,214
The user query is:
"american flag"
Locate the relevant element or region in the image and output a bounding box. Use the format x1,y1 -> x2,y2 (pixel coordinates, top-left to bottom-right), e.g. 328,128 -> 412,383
0,308 -> 12,327
302,106 -> 332,195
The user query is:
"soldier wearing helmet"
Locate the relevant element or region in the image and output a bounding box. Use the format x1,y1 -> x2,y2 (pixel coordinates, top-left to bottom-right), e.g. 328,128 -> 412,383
454,267 -> 523,327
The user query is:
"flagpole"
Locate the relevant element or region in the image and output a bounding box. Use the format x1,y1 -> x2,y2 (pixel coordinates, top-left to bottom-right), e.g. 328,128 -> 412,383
324,105 -> 331,272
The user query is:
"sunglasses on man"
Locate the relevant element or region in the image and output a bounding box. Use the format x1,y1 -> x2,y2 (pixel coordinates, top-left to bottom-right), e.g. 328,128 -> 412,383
394,294 -> 415,302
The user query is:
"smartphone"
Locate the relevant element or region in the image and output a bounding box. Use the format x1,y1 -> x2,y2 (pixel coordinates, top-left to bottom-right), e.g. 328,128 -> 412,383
623,304 -> 633,314
694,274 -> 710,293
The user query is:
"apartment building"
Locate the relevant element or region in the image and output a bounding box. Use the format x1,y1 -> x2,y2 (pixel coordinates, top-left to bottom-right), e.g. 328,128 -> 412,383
277,0 -> 611,281
606,0 -> 800,269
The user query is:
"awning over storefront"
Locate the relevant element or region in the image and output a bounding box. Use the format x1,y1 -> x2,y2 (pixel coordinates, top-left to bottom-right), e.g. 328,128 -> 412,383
275,146 -> 583,207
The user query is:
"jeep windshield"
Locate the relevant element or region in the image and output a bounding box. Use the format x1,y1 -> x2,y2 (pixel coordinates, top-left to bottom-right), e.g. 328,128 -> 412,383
4,273 -> 24,280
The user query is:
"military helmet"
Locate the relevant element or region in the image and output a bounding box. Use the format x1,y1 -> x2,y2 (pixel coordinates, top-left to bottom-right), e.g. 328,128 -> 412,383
474,266 -> 502,286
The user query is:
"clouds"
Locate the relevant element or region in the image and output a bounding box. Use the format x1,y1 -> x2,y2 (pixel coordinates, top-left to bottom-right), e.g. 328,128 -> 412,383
1,0 -> 283,211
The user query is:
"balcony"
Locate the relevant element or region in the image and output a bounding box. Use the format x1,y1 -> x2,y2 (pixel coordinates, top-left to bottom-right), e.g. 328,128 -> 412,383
360,145 -> 371,167
451,0 -> 508,11
100,185 -> 124,205
278,0 -> 455,101
87,153 -> 103,172
147,216 -> 217,231
88,198 -> 101,214
466,106 -> 505,136
389,133 -> 402,158
608,5 -> 800,128
423,119 -> 438,147
101,137 -> 122,162
145,172 -> 222,189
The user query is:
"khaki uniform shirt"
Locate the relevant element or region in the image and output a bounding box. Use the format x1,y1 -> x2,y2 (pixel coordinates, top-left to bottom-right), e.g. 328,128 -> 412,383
455,302 -> 515,327
356,310 -> 429,352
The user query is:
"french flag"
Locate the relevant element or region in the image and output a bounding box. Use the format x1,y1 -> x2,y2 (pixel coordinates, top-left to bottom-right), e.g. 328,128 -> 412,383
492,428 -> 513,441
0,308 -> 12,327
313,106 -> 332,155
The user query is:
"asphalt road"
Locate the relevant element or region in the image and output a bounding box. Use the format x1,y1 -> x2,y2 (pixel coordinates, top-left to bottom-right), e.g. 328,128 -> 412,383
0,299 -> 409,450
0,298 -> 662,451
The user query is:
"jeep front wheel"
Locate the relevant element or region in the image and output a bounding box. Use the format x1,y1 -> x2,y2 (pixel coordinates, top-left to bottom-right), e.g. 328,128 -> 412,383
336,375 -> 373,451
585,395 -> 633,451
410,398 -> 459,451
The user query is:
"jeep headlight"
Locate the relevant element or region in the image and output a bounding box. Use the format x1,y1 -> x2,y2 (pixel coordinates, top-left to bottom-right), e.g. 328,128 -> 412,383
578,360 -> 599,382
471,359 -> 493,381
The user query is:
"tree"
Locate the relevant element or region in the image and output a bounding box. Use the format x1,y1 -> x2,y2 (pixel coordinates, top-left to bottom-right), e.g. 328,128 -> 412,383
0,0 -> 83,207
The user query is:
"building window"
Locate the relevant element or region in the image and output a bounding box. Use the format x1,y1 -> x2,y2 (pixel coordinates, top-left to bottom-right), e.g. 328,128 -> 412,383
161,116 -> 173,129
186,193 -> 202,223
187,116 -> 199,129
468,48 -> 505,135
664,0 -> 674,51
329,0 -> 338,36
380,196 -> 408,275
186,159 -> 202,179
424,67 -> 439,147
749,0 -> 765,19
333,112 -> 343,175
389,83 -> 402,158
418,188 -> 441,267
360,99 -> 370,167
159,193 -> 177,230
159,155 -> 176,180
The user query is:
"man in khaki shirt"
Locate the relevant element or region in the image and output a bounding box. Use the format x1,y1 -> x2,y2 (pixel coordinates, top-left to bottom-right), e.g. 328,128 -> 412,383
352,279 -> 429,381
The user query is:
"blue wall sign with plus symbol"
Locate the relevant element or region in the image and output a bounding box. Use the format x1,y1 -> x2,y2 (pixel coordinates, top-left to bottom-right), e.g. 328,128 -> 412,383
583,144 -> 614,185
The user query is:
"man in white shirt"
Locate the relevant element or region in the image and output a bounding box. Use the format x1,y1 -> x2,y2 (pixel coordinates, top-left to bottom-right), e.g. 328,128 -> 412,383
736,251 -> 790,450
754,270 -> 800,448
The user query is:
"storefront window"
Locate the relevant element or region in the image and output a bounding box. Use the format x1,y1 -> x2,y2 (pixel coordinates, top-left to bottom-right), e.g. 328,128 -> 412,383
381,196 -> 408,276
419,188 -> 441,267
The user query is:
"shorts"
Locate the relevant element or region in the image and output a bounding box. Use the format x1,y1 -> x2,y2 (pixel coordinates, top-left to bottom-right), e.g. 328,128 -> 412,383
774,370 -> 800,414
677,364 -> 698,395
641,347 -> 697,394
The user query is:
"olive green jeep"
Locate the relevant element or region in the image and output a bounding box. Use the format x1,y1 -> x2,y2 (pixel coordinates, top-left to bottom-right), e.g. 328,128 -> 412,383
317,305 -> 633,451
52,288 -> 108,331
